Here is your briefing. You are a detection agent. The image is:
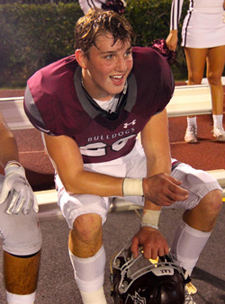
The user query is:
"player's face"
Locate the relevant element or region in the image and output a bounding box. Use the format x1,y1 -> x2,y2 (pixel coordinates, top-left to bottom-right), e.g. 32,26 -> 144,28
82,32 -> 133,101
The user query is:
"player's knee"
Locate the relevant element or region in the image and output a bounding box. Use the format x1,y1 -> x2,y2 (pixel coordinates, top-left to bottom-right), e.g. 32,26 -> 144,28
73,213 -> 102,244
2,212 -> 42,256
209,189 -> 223,213
200,189 -> 222,216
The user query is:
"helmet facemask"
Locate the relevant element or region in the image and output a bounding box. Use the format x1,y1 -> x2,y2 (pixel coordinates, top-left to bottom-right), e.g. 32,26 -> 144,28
111,244 -> 186,304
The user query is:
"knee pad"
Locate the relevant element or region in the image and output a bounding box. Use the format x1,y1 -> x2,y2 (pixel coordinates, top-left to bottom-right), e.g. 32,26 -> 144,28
59,192 -> 110,228
0,205 -> 42,256
172,164 -> 222,200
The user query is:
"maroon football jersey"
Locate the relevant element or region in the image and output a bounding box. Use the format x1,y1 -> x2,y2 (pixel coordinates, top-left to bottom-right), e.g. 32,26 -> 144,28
24,47 -> 174,163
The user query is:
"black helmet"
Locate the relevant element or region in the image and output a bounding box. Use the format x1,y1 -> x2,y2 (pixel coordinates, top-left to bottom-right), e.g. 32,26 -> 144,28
111,244 -> 186,304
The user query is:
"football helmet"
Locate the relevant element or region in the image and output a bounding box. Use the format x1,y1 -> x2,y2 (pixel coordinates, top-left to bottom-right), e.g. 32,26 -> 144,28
111,244 -> 187,304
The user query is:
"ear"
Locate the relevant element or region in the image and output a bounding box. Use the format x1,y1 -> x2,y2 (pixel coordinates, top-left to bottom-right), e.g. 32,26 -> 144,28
75,49 -> 88,69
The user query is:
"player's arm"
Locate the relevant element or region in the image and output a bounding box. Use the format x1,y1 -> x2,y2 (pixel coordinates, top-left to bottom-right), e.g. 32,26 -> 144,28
141,109 -> 188,207
0,111 -> 38,214
43,111 -> 188,202
43,133 -> 124,197
131,109 -> 188,259
141,108 -> 171,230
141,108 -> 172,199
0,111 -> 19,167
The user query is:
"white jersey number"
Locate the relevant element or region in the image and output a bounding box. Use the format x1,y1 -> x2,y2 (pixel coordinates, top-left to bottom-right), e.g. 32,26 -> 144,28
80,134 -> 136,157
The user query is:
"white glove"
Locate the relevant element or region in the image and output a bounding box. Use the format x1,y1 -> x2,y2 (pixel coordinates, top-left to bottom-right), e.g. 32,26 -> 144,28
0,161 -> 39,214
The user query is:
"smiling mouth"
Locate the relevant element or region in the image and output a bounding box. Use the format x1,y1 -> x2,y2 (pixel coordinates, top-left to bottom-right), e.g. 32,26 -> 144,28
111,75 -> 123,79
110,75 -> 125,85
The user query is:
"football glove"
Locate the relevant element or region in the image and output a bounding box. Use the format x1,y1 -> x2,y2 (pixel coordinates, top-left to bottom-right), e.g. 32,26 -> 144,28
0,162 -> 38,215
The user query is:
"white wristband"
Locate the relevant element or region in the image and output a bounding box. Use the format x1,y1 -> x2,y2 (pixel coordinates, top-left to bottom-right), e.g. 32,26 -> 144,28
122,178 -> 144,196
5,160 -> 21,170
4,161 -> 25,177
141,209 -> 161,229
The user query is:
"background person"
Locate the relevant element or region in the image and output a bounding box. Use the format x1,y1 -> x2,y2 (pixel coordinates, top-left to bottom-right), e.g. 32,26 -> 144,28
0,110 -> 42,304
78,0 -> 126,15
24,9 -> 222,304
166,0 -> 225,143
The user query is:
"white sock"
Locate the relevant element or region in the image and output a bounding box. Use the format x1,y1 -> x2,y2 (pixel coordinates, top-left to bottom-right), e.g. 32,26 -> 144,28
80,286 -> 107,304
6,291 -> 35,304
187,117 -> 197,129
69,245 -> 106,292
170,219 -> 211,275
213,114 -> 223,129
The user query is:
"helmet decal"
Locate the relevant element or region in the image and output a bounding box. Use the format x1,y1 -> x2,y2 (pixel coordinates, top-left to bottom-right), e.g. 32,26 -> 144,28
125,291 -> 146,304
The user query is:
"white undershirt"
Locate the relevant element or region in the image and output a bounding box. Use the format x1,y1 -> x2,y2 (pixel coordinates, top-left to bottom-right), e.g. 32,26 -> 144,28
93,96 -> 119,113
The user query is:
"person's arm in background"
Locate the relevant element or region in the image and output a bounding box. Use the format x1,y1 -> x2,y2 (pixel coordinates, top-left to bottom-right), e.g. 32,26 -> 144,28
78,0 -> 105,14
166,0 -> 185,51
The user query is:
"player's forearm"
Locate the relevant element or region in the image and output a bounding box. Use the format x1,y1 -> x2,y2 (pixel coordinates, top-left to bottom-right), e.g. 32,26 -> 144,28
60,170 -> 124,197
141,155 -> 173,230
0,134 -> 20,168
144,200 -> 162,211
143,157 -> 171,210
0,115 -> 20,168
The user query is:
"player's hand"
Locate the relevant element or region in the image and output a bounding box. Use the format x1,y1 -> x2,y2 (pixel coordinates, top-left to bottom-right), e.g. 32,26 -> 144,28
143,173 -> 189,206
0,162 -> 39,214
131,226 -> 169,260
165,30 -> 178,51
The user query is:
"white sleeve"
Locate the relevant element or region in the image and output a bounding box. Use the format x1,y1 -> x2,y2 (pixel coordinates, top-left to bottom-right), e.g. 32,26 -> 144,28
78,0 -> 105,14
170,0 -> 185,30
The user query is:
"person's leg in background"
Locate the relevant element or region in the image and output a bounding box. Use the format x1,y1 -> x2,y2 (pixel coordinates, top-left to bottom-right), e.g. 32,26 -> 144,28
184,47 -> 208,143
206,45 -> 225,141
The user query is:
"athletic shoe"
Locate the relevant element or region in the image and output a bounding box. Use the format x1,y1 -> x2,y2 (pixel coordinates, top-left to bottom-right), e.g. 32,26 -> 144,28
213,126 -> 225,142
184,126 -> 198,143
184,285 -> 196,304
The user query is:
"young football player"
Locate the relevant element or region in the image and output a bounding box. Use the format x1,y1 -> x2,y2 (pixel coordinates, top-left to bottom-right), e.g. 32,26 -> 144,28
0,110 -> 42,304
24,9 -> 222,304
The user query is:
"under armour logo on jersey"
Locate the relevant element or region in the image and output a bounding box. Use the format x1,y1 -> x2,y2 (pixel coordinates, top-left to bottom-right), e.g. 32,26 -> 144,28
123,119 -> 136,128
125,291 -> 146,304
